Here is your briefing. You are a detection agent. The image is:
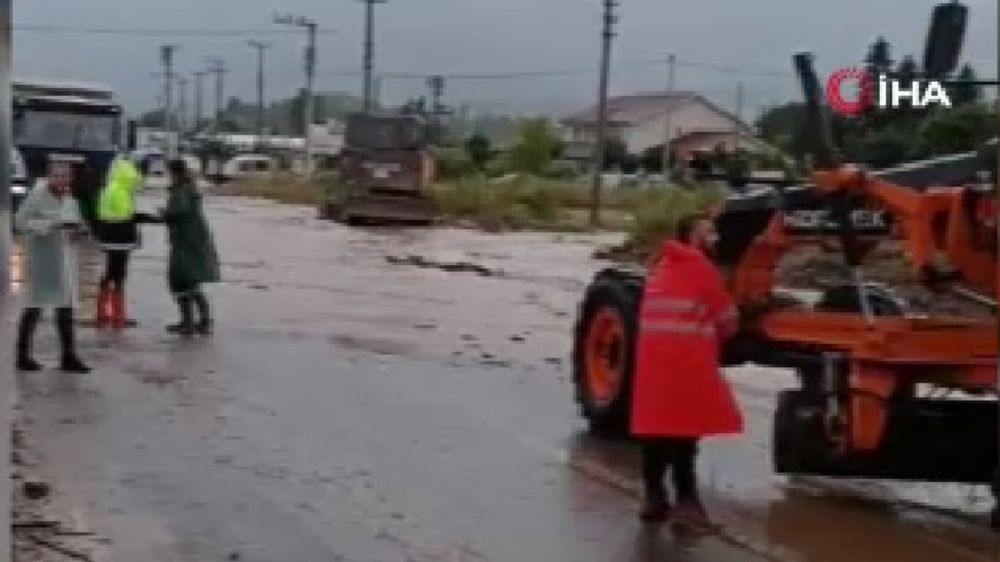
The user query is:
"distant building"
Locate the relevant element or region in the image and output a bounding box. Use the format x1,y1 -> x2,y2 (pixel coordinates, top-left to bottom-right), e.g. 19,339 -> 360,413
560,91 -> 758,162
135,128 -> 179,154
309,120 -> 345,159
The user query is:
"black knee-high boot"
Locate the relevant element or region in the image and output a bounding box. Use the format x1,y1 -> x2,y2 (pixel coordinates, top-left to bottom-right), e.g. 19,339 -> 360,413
167,296 -> 195,336
191,291 -> 212,335
16,308 -> 42,371
56,308 -> 90,373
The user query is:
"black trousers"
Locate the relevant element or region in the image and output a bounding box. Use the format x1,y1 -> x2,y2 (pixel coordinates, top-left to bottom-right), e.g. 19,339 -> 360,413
102,250 -> 130,289
17,307 -> 77,360
641,437 -> 698,503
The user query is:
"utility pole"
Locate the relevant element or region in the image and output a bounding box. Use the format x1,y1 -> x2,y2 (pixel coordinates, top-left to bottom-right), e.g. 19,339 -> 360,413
360,0 -> 387,113
590,0 -> 617,227
206,58 -> 228,136
247,40 -> 271,149
193,70 -> 206,132
0,6 -> 13,548
373,75 -> 383,108
176,76 -> 188,135
426,75 -> 450,143
160,45 -> 179,156
661,53 -> 676,181
275,13 -> 318,174
0,0 -> 12,301
734,81 -> 744,151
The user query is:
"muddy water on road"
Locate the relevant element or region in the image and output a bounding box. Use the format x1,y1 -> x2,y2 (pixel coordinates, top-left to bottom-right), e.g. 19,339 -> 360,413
18,196 -> 1000,562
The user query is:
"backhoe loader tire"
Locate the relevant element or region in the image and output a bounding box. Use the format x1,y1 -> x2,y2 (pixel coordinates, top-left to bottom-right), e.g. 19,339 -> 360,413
773,390 -> 831,474
992,469 -> 1000,530
572,270 -> 643,436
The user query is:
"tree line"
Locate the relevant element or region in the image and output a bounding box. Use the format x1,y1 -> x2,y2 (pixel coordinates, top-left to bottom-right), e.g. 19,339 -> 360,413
757,36 -> 994,169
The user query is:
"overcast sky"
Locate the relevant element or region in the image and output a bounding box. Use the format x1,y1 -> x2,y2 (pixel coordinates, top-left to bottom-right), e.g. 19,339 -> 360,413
12,0 -> 998,118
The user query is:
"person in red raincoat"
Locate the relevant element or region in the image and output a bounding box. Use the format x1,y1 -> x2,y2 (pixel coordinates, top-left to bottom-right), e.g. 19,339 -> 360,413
631,213 -> 742,525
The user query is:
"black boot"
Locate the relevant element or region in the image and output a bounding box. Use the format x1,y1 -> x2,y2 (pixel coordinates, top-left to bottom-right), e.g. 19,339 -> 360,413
16,308 -> 42,372
56,308 -> 90,374
166,296 -> 195,337
191,291 -> 213,335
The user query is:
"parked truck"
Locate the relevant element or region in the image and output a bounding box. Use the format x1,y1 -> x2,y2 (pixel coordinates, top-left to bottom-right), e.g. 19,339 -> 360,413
321,113 -> 437,225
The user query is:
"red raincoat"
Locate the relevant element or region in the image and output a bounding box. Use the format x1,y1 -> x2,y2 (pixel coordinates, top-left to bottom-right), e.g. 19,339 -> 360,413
630,241 -> 743,438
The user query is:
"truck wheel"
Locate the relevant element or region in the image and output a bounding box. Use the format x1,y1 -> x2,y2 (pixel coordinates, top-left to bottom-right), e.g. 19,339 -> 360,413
572,270 -> 643,436
991,469 -> 1000,530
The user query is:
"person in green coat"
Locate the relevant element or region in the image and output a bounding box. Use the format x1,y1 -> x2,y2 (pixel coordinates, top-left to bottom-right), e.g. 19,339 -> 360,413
160,159 -> 220,336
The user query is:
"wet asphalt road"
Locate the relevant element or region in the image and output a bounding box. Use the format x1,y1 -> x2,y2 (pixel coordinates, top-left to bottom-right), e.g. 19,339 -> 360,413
15,196 -> 1000,561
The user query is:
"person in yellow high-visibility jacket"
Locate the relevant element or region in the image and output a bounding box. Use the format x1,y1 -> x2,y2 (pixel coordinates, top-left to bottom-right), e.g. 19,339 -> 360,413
94,155 -> 149,329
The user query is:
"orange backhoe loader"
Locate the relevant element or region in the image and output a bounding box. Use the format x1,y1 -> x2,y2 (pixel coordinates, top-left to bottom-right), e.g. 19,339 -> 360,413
572,2 -> 999,527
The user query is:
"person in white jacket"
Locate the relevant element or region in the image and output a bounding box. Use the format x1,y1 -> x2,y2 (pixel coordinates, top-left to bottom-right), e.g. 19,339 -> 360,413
14,160 -> 90,373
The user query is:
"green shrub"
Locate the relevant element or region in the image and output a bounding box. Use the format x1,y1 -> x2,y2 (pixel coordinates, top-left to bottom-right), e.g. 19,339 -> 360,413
227,173 -> 328,206
435,147 -> 479,180
621,186 -> 724,254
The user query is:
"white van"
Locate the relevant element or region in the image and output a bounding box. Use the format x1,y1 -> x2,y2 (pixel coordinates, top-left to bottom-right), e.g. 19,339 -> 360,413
222,154 -> 276,181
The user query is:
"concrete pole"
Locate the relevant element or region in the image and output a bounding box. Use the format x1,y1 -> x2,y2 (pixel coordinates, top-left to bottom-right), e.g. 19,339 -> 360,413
734,80 -> 744,152
590,0 -> 617,227
206,58 -> 227,136
160,45 -> 178,157
373,75 -> 383,108
0,0 -> 11,298
661,53 -> 676,181
248,41 -> 270,149
176,77 -> 188,134
0,1 -> 13,555
362,0 -> 387,113
274,13 -> 318,173
192,71 -> 205,131
304,22 -> 316,173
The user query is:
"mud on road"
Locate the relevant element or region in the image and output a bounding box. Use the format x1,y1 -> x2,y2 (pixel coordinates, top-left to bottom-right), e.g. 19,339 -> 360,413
14,195 -> 1000,562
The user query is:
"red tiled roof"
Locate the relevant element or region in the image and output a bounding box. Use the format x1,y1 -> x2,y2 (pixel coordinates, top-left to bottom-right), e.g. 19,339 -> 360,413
562,92 -> 699,125
562,91 -> 752,133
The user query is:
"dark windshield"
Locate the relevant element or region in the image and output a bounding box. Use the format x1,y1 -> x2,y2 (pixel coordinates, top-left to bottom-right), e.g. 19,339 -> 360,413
16,110 -> 118,151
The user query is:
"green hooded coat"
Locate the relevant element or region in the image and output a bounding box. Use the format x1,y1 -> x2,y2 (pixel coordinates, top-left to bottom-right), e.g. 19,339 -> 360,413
163,180 -> 220,293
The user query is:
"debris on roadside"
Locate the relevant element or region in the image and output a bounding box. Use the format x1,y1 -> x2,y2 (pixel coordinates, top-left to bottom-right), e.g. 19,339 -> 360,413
22,479 -> 51,501
13,417 -> 107,562
385,254 -> 502,277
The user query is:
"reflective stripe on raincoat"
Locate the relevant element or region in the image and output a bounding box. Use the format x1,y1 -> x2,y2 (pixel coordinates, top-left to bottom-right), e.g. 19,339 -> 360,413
630,241 -> 743,438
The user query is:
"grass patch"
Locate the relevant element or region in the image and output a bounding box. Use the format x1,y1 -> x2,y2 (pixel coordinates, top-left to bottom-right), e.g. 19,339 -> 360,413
435,175 -> 719,242
220,173 -> 339,206
434,176 -> 621,231
609,186 -> 725,259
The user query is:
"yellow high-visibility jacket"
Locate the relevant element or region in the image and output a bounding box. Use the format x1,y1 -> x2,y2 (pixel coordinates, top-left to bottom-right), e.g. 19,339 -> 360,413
97,157 -> 142,223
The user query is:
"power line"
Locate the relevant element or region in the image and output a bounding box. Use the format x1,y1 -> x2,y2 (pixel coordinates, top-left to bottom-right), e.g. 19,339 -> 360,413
13,24 -> 336,37
324,57 -> 794,82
